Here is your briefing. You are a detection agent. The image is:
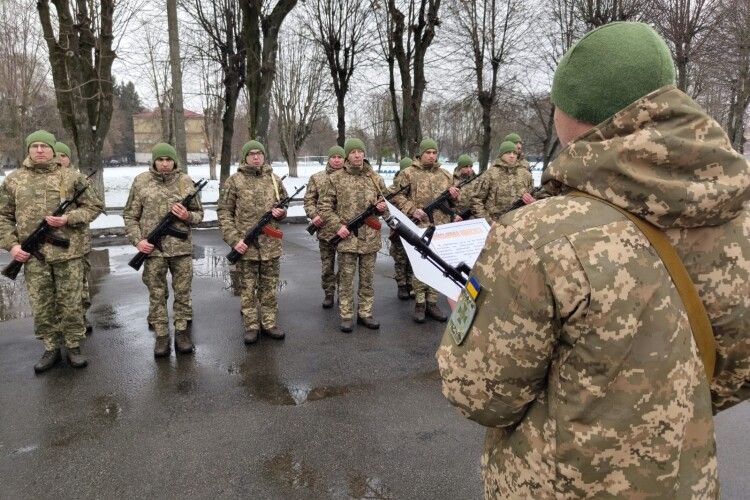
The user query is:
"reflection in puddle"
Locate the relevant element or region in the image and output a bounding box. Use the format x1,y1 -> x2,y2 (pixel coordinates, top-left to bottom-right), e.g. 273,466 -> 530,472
192,246 -> 288,296
264,451 -> 321,491
343,471 -> 394,499
90,303 -> 122,330
0,277 -> 31,321
93,394 -> 122,422
241,373 -> 353,406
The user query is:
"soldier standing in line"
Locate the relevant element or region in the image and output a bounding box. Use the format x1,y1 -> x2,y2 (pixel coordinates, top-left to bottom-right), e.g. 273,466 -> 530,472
0,130 -> 103,372
437,22 -> 750,498
503,133 -> 531,172
390,138 -> 459,323
304,145 -> 345,309
318,138 -> 387,333
123,143 -> 204,358
389,157 -> 414,300
54,142 -> 95,334
470,140 -> 532,224
217,140 -> 288,345
452,154 -> 476,220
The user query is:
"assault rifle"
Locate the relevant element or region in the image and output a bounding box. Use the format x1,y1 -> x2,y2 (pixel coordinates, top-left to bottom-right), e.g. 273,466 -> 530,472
421,172 -> 482,225
384,215 -> 471,288
2,172 -> 95,280
328,184 -> 410,246
226,184 -> 305,264
128,179 -> 208,271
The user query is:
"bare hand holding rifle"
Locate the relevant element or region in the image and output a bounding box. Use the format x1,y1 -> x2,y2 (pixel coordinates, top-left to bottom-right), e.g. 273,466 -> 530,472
226,184 -> 305,264
328,184 -> 409,246
2,171 -> 95,280
420,173 -> 482,225
128,179 -> 208,271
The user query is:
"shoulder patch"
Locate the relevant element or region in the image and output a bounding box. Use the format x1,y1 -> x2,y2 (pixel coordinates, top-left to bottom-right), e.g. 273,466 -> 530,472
447,287 -> 478,346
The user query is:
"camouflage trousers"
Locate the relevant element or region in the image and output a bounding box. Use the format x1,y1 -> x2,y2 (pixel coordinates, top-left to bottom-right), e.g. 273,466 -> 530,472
413,277 -> 439,304
142,255 -> 193,337
318,239 -> 337,295
23,257 -> 86,350
389,236 -> 412,287
82,255 -> 91,312
237,258 -> 280,331
337,252 -> 376,320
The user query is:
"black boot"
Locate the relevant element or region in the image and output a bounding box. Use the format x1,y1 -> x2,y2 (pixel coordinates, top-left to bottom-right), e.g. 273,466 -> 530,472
397,285 -> 410,300
262,327 -> 285,340
357,316 -> 380,330
340,318 -> 353,333
244,329 -> 259,345
413,302 -> 426,323
322,293 -> 334,309
85,317 -> 93,335
33,348 -> 61,374
66,347 -> 88,368
154,336 -> 171,358
174,329 -> 195,354
426,302 -> 448,322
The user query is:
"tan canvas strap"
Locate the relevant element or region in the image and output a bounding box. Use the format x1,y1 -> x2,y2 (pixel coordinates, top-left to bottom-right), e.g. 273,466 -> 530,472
270,172 -> 280,202
569,190 -> 716,380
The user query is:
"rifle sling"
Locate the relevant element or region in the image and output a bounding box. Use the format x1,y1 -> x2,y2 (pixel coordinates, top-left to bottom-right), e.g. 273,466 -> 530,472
569,190 -> 716,381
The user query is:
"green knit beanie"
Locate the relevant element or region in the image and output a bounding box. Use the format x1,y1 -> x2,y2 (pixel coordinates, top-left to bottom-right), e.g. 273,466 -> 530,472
504,133 -> 522,144
498,141 -> 516,156
25,130 -> 56,151
418,138 -> 438,156
151,142 -> 179,166
551,22 -> 676,125
54,142 -> 72,157
344,138 -> 366,157
457,154 -> 473,168
399,157 -> 412,170
327,145 -> 345,158
242,140 -> 266,159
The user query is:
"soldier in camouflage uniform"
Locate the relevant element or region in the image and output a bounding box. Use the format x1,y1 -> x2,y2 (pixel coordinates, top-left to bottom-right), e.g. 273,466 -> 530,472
470,140 -> 532,224
391,138 -> 459,323
319,138 -> 387,333
55,142 -> 94,335
217,140 -> 289,344
390,157 -> 414,300
304,145 -> 345,309
0,130 -> 103,373
503,133 -> 531,172
437,22 -> 750,498
452,154 -> 477,220
123,143 -> 204,358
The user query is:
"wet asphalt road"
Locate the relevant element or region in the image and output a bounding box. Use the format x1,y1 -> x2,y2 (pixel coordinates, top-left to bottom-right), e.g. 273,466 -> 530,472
0,226 -> 748,499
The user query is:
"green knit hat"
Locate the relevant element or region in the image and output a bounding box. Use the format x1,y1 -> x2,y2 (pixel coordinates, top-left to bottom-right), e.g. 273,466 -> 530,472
498,141 -> 516,156
327,145 -> 345,158
151,142 -> 179,166
344,138 -> 366,157
54,142 -> 71,157
242,140 -> 266,159
504,133 -> 522,144
25,130 -> 56,151
457,154 -> 473,168
551,22 -> 676,125
418,138 -> 438,156
399,157 -> 412,170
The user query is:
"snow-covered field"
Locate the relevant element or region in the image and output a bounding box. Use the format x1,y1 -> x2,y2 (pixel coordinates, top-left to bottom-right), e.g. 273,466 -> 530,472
1,160 -> 542,229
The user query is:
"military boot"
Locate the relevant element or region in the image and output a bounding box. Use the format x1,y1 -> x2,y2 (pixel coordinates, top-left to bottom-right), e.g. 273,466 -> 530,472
85,318 -> 93,335
33,348 -> 61,374
413,302 -> 426,323
426,302 -> 448,322
154,336 -> 171,358
322,293 -> 334,309
340,318 -> 353,333
262,327 -> 285,340
397,285 -> 410,300
66,347 -> 88,368
244,329 -> 259,345
174,329 -> 195,354
357,316 -> 380,330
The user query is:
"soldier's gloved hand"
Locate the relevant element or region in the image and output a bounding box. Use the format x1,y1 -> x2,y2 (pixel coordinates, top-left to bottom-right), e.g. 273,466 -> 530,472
271,207 -> 285,219
448,186 -> 460,199
413,208 -> 428,222
10,244 -> 30,263
376,200 -> 386,213
234,241 -> 248,255
337,226 -> 350,239
45,215 -> 68,227
312,215 -> 324,227
136,240 -> 155,254
171,202 -> 189,221
522,192 -> 536,205
453,215 -> 463,222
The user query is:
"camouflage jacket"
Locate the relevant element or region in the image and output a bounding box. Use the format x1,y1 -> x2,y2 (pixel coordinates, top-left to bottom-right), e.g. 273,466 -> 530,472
123,165 -> 204,258
0,158 -> 103,263
318,162 -> 387,254
453,166 -> 478,217
303,162 -> 339,241
517,151 -> 531,172
390,159 -> 455,227
436,86 -> 749,498
470,157 -> 532,223
67,162 -> 95,254
217,163 -> 289,261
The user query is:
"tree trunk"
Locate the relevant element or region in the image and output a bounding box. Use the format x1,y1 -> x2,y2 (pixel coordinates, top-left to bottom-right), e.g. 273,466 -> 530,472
336,93 -> 346,146
220,88 -> 239,185
167,0 -> 188,170
478,93 -> 493,172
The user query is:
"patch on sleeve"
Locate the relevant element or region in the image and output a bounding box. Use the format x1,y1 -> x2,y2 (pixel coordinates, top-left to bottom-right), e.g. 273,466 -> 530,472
447,287 -> 478,346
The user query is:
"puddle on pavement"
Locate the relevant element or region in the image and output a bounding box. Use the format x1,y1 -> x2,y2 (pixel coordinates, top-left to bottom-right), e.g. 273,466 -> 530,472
241,373 -> 353,406
11,444 -> 39,455
192,245 -> 288,296
337,471 -> 394,499
90,303 -> 122,330
93,394 -> 122,422
264,451 -> 321,491
418,369 -> 441,381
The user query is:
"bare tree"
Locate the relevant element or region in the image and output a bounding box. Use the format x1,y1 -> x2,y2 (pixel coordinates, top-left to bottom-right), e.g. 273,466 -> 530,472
364,90 -> 395,169
196,58 -> 223,180
140,27 -> 173,142
271,34 -> 328,177
716,0 -> 750,152
167,0 -> 188,169
576,0 -> 650,27
303,0 -> 373,146
241,0 -> 298,145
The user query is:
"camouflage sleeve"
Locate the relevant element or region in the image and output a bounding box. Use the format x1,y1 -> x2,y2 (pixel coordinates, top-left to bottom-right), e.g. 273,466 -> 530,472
390,170 -> 416,216
0,179 -> 18,251
183,176 -> 204,226
318,178 -> 343,228
65,174 -> 104,227
377,176 -> 390,218
217,178 -> 242,246
436,222 -> 556,428
277,177 -> 289,220
303,177 -> 319,219
470,176 -> 490,220
122,180 -> 144,246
